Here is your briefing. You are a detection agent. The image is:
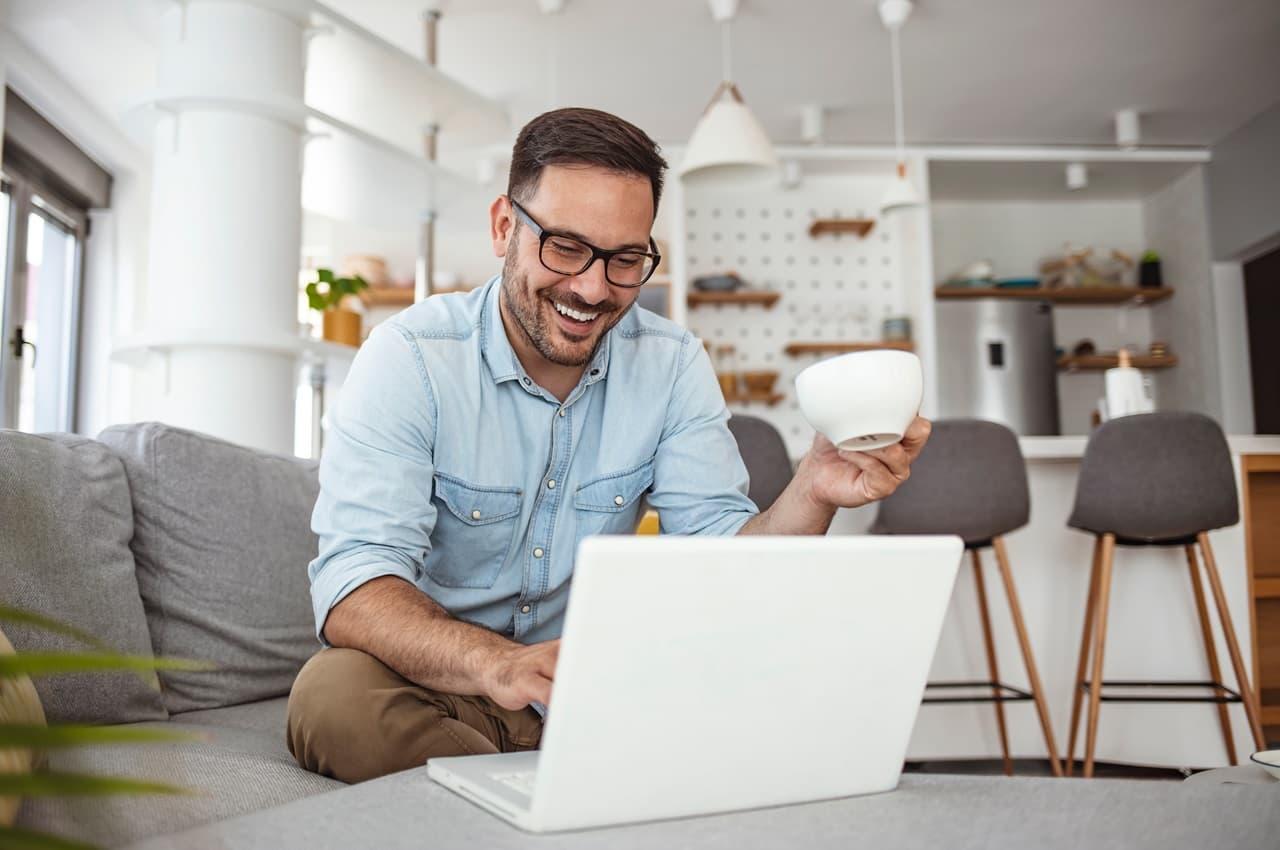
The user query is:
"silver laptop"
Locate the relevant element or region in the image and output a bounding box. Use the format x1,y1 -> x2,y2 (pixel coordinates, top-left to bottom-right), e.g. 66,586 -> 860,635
428,533 -> 962,832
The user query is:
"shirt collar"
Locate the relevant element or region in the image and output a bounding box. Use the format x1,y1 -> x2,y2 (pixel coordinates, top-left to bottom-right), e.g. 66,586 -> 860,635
480,274 -> 613,390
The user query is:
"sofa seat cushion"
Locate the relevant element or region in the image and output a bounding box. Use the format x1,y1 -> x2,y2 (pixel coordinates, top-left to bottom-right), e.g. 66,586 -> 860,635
98,423 -> 322,714
16,713 -> 342,847
0,431 -> 166,723
168,697 -> 293,763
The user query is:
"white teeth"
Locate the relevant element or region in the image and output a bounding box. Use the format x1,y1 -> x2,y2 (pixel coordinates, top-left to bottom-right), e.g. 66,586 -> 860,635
552,301 -> 599,323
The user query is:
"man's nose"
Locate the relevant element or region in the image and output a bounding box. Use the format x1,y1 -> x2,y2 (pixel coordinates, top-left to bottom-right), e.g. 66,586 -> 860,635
569,258 -> 612,306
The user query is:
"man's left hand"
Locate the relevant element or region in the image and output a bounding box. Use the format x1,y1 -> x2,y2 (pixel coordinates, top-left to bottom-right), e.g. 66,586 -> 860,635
798,416 -> 932,511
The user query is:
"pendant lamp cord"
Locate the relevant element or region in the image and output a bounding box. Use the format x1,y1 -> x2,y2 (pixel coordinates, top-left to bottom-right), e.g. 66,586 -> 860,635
721,17 -> 733,83
890,24 -> 906,168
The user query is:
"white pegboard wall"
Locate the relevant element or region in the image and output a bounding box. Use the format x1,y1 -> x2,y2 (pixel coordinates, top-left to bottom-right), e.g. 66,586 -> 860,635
683,176 -> 912,460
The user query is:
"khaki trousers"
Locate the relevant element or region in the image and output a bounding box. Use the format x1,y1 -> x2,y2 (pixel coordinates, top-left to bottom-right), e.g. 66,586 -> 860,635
287,648 -> 543,783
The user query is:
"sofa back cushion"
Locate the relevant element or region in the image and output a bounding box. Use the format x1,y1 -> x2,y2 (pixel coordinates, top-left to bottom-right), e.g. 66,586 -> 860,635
98,423 -> 321,713
0,431 -> 167,723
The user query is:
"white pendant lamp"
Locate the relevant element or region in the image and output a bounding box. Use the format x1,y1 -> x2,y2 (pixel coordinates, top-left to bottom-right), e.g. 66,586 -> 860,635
680,0 -> 778,182
879,0 -> 920,213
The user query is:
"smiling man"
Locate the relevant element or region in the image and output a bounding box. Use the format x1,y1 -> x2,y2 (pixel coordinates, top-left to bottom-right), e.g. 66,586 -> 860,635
287,108 -> 930,783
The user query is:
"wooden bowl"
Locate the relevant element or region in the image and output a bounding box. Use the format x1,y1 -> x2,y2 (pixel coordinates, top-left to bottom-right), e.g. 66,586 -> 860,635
741,370 -> 779,394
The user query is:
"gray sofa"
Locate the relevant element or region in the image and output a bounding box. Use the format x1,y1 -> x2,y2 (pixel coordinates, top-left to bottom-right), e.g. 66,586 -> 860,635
2,423 -> 345,847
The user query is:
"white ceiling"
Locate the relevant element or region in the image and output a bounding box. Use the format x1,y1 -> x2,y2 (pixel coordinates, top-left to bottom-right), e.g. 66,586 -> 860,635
927,159 -> 1199,202
3,0 -> 1279,161
331,0 -> 1280,148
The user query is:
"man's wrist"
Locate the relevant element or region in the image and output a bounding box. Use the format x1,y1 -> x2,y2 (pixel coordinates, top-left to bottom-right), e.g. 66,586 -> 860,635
465,633 -> 518,700
793,455 -> 839,520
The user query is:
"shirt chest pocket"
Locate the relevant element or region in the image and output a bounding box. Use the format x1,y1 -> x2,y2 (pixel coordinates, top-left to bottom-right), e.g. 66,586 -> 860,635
572,457 -> 656,543
425,472 -> 524,589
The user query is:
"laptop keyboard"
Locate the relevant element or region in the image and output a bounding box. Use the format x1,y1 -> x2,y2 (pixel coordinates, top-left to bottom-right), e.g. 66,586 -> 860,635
494,770 -> 537,796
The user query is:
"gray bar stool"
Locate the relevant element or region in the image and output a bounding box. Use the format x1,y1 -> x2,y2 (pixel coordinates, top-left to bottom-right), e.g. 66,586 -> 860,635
727,414 -> 793,512
872,419 -> 1062,776
1064,412 -> 1265,777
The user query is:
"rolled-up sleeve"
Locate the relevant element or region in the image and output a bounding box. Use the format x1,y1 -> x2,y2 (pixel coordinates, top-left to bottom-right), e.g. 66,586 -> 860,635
308,322 -> 439,644
646,336 -> 759,536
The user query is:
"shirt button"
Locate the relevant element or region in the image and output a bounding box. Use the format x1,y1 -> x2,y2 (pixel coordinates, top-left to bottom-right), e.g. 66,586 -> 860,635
533,547 -> 544,558
547,479 -> 556,489
471,509 -> 481,520
522,377 -> 531,386
614,495 -> 625,506
520,604 -> 531,614
558,409 -> 566,417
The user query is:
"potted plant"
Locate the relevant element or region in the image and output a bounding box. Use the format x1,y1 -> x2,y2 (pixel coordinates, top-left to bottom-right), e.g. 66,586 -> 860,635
306,268 -> 369,347
1,606 -> 206,848
1138,250 -> 1163,288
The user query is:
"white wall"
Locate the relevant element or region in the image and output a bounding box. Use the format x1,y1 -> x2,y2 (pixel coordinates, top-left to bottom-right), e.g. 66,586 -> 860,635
1143,166 -> 1222,421
1208,100 -> 1280,262
1,26 -> 151,436
1212,262 -> 1255,434
931,199 -> 1150,434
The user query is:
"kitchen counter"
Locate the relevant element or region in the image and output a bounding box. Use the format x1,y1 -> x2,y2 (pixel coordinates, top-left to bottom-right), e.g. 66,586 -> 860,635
826,434 -> 1279,769
1018,434 -> 1280,460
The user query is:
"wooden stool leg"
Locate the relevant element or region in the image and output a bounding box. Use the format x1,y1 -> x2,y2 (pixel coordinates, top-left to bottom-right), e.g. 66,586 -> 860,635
992,537 -> 1063,777
1084,533 -> 1117,778
971,548 -> 1013,776
1197,533 -> 1267,750
1185,544 -> 1238,765
1066,536 -> 1102,777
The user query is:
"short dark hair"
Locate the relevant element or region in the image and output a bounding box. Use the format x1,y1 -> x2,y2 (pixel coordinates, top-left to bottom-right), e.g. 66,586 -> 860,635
507,108 -> 667,215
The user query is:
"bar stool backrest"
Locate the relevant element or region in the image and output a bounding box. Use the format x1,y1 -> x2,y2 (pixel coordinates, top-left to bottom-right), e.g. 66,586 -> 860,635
871,418 -> 1029,547
727,414 -> 793,512
1067,411 -> 1238,541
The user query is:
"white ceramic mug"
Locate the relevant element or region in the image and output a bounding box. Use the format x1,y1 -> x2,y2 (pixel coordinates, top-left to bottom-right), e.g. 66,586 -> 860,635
794,350 -> 924,451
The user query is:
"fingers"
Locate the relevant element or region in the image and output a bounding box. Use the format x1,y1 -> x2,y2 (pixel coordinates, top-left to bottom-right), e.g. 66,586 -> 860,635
840,443 -> 910,481
901,416 -> 932,460
535,644 -> 559,678
527,674 -> 553,708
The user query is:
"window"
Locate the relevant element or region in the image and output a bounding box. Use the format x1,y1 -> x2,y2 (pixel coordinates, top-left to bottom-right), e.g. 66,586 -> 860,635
1,89 -> 110,432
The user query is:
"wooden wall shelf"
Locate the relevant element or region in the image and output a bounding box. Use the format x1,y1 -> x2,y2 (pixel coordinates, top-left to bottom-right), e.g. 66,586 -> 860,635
1057,354 -> 1178,371
784,340 -> 915,357
808,218 -> 876,238
936,286 -> 1174,306
361,286 -> 415,307
688,291 -> 781,308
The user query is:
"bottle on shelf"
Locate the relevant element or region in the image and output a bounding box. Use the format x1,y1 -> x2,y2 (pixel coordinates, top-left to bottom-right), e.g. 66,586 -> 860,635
1104,348 -> 1155,419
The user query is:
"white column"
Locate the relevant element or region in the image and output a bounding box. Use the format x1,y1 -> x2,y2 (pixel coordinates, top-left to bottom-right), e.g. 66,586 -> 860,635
143,0 -> 308,453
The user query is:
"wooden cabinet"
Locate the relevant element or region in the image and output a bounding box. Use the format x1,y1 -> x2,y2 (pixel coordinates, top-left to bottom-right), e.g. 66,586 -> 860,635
1243,454 -> 1280,746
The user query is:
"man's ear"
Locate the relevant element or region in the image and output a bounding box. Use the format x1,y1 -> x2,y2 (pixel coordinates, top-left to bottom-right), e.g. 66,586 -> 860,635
490,195 -> 514,258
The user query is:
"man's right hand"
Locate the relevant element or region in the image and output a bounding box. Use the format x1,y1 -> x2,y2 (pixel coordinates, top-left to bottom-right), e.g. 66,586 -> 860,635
484,639 -> 560,711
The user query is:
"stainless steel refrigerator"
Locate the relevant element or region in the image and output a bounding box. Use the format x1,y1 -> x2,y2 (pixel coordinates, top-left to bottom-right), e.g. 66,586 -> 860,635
935,298 -> 1060,435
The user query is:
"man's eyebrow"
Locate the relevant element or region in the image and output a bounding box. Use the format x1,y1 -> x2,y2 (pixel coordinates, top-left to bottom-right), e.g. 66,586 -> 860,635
546,223 -> 650,252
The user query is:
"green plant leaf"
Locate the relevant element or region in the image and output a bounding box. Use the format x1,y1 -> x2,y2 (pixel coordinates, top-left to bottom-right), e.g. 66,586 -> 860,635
305,281 -> 328,312
0,725 -> 202,749
0,825 -> 100,850
0,653 -> 211,680
316,267 -> 335,284
0,607 -> 115,653
0,773 -> 191,798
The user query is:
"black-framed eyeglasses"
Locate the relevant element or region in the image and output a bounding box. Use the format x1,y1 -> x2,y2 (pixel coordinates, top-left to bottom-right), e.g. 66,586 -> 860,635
509,198 -> 661,288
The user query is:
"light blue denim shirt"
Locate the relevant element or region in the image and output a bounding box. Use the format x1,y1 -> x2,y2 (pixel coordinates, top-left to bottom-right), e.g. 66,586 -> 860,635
308,275 -> 758,646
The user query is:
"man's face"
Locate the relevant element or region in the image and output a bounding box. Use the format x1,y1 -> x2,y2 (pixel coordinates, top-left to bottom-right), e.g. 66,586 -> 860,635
493,164 -> 655,368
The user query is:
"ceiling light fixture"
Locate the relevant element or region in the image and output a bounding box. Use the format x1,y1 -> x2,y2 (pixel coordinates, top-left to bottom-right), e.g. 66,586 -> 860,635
1066,162 -> 1088,191
801,104 -> 825,144
878,0 -> 921,214
679,0 -> 778,181
1115,108 -> 1140,151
